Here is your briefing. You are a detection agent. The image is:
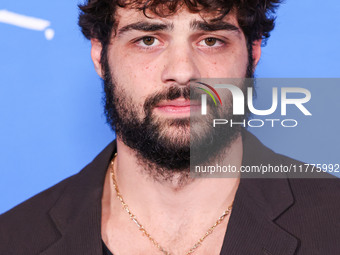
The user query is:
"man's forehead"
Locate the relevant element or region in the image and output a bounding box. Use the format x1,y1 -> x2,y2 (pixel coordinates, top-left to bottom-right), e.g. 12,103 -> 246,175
114,6 -> 240,30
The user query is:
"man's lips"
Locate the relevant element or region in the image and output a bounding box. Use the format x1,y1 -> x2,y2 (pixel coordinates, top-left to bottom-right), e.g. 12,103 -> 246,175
156,99 -> 200,107
155,99 -> 200,114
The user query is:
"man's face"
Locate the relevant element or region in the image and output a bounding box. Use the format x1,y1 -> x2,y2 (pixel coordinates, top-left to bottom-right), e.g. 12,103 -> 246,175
108,7 -> 249,111
93,6 -> 259,176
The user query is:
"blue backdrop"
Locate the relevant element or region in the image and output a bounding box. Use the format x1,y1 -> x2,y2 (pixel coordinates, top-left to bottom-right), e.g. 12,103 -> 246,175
1,0 -> 339,214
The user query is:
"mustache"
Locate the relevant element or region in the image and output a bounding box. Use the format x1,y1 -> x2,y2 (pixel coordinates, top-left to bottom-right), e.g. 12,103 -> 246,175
143,84 -> 208,112
143,86 -> 188,111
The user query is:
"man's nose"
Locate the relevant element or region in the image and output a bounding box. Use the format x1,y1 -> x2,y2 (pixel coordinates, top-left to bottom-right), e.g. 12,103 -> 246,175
161,44 -> 201,86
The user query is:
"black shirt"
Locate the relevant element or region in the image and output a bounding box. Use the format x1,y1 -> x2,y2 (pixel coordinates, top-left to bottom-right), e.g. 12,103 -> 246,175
102,240 -> 113,255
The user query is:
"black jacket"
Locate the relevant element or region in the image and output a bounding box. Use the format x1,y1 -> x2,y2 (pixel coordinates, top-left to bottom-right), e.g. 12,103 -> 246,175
1,131 -> 339,255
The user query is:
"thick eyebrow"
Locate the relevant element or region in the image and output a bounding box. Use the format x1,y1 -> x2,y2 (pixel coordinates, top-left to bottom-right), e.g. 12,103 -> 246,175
190,20 -> 240,33
118,21 -> 173,36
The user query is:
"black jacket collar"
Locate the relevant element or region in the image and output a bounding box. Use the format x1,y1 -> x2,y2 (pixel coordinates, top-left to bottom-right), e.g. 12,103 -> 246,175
42,131 -> 298,255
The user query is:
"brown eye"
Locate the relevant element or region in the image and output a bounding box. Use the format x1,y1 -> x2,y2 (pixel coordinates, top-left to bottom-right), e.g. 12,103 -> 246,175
204,38 -> 217,46
204,37 -> 217,46
142,37 -> 155,46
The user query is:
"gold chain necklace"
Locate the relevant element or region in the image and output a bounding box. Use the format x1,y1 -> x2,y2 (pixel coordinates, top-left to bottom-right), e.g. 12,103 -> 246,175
110,155 -> 233,255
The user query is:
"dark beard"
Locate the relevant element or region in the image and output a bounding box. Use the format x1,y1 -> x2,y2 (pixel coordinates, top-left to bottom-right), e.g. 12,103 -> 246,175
102,51 -> 254,179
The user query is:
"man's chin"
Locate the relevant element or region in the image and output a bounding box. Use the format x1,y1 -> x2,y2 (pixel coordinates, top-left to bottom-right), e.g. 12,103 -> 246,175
156,120 -> 191,147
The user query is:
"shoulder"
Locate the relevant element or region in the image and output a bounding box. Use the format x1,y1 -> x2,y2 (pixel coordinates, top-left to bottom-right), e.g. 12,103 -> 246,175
1,140 -> 116,219
287,173 -> 340,211
273,151 -> 340,213
274,155 -> 340,253
2,171 -> 78,214
0,173 -> 76,254
277,152 -> 340,195
0,140 -> 116,254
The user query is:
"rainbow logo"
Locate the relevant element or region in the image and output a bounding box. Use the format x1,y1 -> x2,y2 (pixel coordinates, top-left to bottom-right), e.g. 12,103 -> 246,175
196,82 -> 223,106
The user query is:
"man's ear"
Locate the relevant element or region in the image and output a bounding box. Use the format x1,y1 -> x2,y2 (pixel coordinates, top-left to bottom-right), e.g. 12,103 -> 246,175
91,39 -> 103,78
252,39 -> 262,68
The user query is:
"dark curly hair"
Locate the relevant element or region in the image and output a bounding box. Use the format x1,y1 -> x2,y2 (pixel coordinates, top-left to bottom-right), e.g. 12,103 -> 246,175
78,0 -> 281,64
78,0 -> 281,43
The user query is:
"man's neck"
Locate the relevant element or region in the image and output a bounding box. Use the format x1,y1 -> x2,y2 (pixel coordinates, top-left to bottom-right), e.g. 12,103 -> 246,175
104,136 -> 242,222
101,136 -> 242,254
